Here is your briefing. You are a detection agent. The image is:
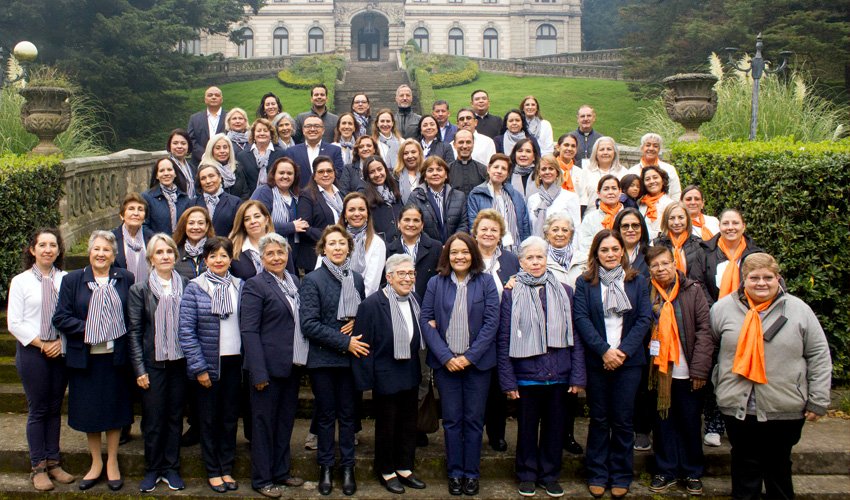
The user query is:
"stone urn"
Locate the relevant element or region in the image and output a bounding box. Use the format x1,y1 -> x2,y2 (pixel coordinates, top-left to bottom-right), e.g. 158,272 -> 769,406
661,73 -> 718,142
19,86 -> 72,155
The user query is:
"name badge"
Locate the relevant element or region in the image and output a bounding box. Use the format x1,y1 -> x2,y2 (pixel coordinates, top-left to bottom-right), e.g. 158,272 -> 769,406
649,340 -> 661,356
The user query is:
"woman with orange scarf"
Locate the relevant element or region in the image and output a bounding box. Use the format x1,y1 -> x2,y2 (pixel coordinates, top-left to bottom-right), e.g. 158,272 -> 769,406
681,186 -> 719,241
709,253 -> 831,500
637,165 -> 673,240
555,133 -> 584,197
644,247 -> 713,496
651,202 -> 709,299
577,175 -> 623,252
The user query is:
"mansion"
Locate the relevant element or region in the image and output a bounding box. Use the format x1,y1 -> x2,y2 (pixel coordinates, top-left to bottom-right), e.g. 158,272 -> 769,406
189,0 -> 582,61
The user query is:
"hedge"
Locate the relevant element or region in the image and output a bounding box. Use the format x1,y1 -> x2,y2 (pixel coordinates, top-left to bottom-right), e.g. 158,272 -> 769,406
0,154 -> 65,300
411,68 -> 436,115
669,138 -> 850,382
277,55 -> 346,111
404,53 -> 479,89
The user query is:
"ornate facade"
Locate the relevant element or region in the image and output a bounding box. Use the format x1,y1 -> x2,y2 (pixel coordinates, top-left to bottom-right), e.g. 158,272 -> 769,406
192,0 -> 582,61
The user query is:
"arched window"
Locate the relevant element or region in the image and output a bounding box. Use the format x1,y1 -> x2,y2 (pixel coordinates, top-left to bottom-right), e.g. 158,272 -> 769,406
237,27 -> 254,58
535,24 -> 557,56
483,28 -> 498,59
448,28 -> 464,56
413,27 -> 429,53
308,27 -> 324,53
273,27 -> 289,56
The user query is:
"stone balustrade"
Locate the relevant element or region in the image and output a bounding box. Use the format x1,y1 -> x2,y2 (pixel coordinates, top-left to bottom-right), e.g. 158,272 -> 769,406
198,52 -> 338,85
520,48 -> 628,65
468,57 -> 625,81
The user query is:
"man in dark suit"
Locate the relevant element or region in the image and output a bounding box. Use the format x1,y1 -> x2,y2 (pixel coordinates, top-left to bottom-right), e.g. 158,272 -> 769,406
394,84 -> 421,139
187,87 -> 227,164
471,89 -> 502,139
432,100 -> 457,144
284,115 -> 344,188
294,84 -> 338,144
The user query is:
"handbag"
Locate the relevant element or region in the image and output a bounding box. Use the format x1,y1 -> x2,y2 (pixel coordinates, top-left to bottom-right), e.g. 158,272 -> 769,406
417,375 -> 440,434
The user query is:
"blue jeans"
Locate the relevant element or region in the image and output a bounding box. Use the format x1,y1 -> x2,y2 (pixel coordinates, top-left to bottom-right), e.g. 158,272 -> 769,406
434,366 -> 491,478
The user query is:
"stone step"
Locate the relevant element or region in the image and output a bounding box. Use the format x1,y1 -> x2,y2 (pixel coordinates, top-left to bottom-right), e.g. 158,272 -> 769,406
0,472 -> 847,499
0,413 -> 847,482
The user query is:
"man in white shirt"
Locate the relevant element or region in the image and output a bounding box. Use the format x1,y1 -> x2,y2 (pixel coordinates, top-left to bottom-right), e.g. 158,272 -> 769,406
453,108 -> 496,166
187,86 -> 227,163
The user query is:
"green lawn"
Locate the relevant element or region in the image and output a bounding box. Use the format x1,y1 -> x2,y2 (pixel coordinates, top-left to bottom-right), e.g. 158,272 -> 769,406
181,78 -> 314,119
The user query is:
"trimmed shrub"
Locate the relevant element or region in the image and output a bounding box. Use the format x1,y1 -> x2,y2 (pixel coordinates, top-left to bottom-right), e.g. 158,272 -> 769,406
404,53 -> 479,89
0,154 -> 65,299
431,60 -> 479,89
277,55 -> 345,111
670,138 -> 850,382
412,68 -> 436,115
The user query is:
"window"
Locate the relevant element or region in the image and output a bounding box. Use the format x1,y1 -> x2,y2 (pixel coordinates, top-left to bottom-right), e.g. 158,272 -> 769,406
535,0 -> 556,2
308,27 -> 324,53
179,37 -> 201,56
273,27 -> 289,56
483,28 -> 498,59
449,0 -> 462,3
448,28 -> 464,56
237,27 -> 254,58
483,0 -> 498,3
413,27 -> 429,53
535,24 -> 557,56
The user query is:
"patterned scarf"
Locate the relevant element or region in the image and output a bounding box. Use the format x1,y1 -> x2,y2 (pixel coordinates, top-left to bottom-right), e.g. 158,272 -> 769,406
122,225 -> 148,282
184,237 -> 206,258
533,182 -> 561,237
244,248 -> 263,274
445,273 -> 471,355
599,265 -> 632,316
161,184 -> 179,232
484,247 -> 502,276
509,270 -> 572,358
271,188 -> 294,231
548,244 -> 573,269
429,186 -> 445,224
227,130 -> 249,151
31,266 -> 59,341
377,184 -> 396,206
204,187 -> 223,218
84,279 -> 126,344
204,270 -> 234,319
347,224 -> 368,274
494,187 -> 519,252
253,144 -> 273,187
170,155 -> 195,198
322,256 -> 361,320
271,271 -> 309,366
354,113 -> 370,137
420,139 -> 433,157
513,162 -> 535,178
149,271 -> 184,361
321,187 -> 343,216
403,236 -> 420,261
217,162 -> 236,190
338,138 -> 355,165
503,131 -> 527,157
385,284 -> 422,360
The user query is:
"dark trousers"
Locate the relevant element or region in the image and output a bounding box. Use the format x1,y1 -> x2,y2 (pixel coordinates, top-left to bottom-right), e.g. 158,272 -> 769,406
485,369 -> 507,443
141,359 -> 186,474
310,367 -> 358,467
704,380 -> 726,435
564,391 -> 579,439
633,365 -> 655,435
434,366 -> 490,478
724,416 -> 804,500
373,388 -> 418,475
250,370 -> 301,489
585,365 -> 642,488
652,379 -> 704,480
516,384 -> 567,483
16,343 -> 67,467
197,355 -> 241,478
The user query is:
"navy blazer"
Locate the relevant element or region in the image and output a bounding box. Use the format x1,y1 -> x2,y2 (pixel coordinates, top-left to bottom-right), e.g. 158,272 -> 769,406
250,185 -> 300,237
230,249 -> 296,281
351,291 -> 422,395
423,141 -> 456,164
112,226 -> 153,272
494,250 -> 520,287
239,271 -> 302,385
235,147 -> 286,201
142,185 -> 192,236
194,191 -> 241,239
187,109 -> 227,164
283,142 -> 345,188
420,272 -> 501,371
440,122 -> 458,144
385,232 -> 442,299
52,266 -> 134,369
296,190 -> 338,269
572,273 -> 653,370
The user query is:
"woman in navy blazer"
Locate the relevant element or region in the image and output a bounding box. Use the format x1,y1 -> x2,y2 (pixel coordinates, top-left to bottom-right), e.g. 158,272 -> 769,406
296,157 -> 342,272
420,233 -> 500,497
53,230 -> 135,491
143,158 -> 192,236
194,163 -> 242,240
239,233 -> 305,495
112,193 -> 152,282
573,229 -> 652,499
235,119 -> 286,200
250,157 -> 309,263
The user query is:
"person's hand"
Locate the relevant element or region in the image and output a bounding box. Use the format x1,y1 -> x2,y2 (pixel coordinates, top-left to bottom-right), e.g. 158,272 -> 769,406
503,276 -> 517,290
505,390 -> 520,400
804,411 -> 821,422
293,218 -> 310,232
347,335 -> 370,358
255,381 -> 269,391
568,385 -> 583,394
41,340 -> 62,358
602,349 -> 623,370
428,320 -> 437,329
455,355 -> 471,369
137,374 -> 150,390
197,372 -> 212,388
340,319 -> 355,335
692,378 -> 707,391
445,357 -> 465,372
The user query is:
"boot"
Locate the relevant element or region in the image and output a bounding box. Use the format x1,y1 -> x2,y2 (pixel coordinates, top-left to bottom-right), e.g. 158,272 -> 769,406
31,461 -> 54,491
46,459 -> 76,484
342,466 -> 356,496
318,465 -> 333,496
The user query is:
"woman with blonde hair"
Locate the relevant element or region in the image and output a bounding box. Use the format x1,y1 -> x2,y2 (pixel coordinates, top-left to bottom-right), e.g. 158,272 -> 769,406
527,154 -> 581,238
372,108 -> 403,170
395,139 -> 424,204
200,133 -> 243,197
224,108 -> 251,155
228,200 -> 276,281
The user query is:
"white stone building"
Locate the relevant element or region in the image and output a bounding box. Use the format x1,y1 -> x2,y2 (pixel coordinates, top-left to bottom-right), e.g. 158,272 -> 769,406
188,0 -> 581,61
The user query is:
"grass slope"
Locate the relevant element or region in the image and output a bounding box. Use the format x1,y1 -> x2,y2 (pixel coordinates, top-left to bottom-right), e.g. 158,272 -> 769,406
181,78 -> 313,119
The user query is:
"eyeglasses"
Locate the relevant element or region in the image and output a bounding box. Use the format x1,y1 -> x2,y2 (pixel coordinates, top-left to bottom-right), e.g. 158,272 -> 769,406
393,271 -> 416,279
303,124 -> 324,130
353,100 -> 368,104
620,223 -> 641,230
457,116 -> 475,122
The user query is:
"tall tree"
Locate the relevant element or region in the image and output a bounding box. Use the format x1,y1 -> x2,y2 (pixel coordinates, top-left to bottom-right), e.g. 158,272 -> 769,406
581,0 -> 631,51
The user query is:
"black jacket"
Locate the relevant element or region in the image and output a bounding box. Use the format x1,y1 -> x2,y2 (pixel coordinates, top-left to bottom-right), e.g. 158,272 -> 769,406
234,147 -> 286,200
194,191 -> 242,240
448,157 -> 488,196
703,233 -> 763,303
385,232 -> 442,299
296,190 -> 338,269
652,233 -> 710,301
127,275 -> 189,377
408,185 -> 468,243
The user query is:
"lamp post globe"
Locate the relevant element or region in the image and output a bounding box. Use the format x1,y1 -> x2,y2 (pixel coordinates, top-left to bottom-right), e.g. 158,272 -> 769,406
13,41 -> 38,62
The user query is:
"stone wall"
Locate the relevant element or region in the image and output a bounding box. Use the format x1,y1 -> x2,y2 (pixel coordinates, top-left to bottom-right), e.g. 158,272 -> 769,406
520,48 -> 627,65
468,57 -> 624,81
199,54 -> 320,85
59,149 -> 166,248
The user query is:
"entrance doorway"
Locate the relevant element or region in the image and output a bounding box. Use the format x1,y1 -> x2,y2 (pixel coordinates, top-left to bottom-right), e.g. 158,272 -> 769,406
351,11 -> 389,61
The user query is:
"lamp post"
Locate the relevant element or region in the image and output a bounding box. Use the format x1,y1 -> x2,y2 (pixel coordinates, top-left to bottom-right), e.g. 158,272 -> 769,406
0,41 -> 38,87
725,33 -> 792,141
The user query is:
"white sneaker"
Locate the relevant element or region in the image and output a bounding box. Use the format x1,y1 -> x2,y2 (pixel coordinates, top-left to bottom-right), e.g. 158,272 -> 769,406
703,432 -> 721,447
304,433 -> 318,450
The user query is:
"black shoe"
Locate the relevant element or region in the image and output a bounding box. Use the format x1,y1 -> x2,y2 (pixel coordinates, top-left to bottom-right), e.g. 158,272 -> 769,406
649,475 -> 676,493
223,479 -> 238,491
119,425 -> 132,445
490,438 -> 508,452
342,466 -> 356,496
107,478 -> 124,491
208,480 -> 227,494
462,477 -> 479,496
563,435 -> 584,454
398,473 -> 426,489
318,466 -> 333,496
518,481 -> 536,497
686,477 -> 704,496
78,475 -> 101,491
539,481 -> 564,498
448,477 -> 463,496
180,426 -> 200,447
416,432 -> 429,447
380,476 -> 405,494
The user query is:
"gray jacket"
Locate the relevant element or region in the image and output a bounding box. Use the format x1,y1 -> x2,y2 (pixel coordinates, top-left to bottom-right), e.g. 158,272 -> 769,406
710,291 -> 832,422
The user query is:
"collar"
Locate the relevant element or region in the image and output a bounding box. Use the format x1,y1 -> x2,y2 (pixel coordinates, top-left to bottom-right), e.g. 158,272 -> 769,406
318,185 -> 339,195
242,238 -> 259,253
207,109 -> 221,119
311,107 -> 327,117
251,142 -> 275,153
306,140 -> 323,150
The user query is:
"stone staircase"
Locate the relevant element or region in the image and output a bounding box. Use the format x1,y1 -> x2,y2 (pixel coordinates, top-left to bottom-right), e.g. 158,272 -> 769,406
334,57 -> 417,116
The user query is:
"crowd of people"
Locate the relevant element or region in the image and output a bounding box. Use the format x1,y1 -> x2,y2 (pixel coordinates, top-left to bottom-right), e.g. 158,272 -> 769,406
5,83 -> 833,499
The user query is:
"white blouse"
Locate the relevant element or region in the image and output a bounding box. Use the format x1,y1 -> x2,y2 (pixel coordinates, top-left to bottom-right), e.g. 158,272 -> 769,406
7,269 -> 66,346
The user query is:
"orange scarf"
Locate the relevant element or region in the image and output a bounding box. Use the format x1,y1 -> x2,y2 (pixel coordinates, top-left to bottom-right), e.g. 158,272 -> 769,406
641,192 -> 664,221
732,291 -> 773,384
669,231 -> 689,273
651,275 -> 681,374
692,213 -> 713,241
557,157 -> 575,192
717,238 -> 747,298
600,202 -> 622,230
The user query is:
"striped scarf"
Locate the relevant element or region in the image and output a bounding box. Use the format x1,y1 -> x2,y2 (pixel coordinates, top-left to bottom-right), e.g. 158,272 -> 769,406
354,113 -> 370,137
149,271 -> 184,361
217,162 -> 236,189
484,247 -> 502,276
204,270 -> 234,319
184,237 -> 205,258
509,270 -> 572,358
445,273 -> 470,355
322,257 -> 361,320
271,188 -> 294,231
171,155 -> 195,198
244,248 -> 263,274
533,182 -> 561,237
31,266 -> 59,341
271,271 -> 309,366
204,188 -> 223,218
494,188 -> 519,252
385,284 -> 422,360
84,279 -> 126,344
548,244 -> 573,269
321,188 -> 343,215
599,265 -> 632,316
253,145 -> 272,187
122,225 -> 148,283
377,184 -> 396,206
347,225 -> 368,274
402,236 -> 420,261
338,138 -> 355,165
161,184 -> 179,232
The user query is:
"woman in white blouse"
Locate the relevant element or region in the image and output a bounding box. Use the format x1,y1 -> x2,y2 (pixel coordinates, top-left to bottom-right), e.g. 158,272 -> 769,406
520,96 -> 554,156
339,192 -> 386,296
